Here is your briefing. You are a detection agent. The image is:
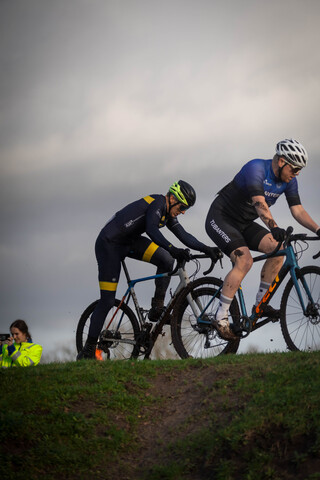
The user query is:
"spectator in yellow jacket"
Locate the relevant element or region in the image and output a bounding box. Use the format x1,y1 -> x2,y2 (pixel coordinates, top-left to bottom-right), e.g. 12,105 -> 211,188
0,319 -> 42,368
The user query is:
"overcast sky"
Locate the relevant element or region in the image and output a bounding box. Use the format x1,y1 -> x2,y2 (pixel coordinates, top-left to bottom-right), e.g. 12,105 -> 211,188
1,0 -> 319,361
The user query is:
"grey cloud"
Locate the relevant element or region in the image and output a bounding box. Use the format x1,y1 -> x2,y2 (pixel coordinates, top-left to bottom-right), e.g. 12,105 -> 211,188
1,0 -> 320,356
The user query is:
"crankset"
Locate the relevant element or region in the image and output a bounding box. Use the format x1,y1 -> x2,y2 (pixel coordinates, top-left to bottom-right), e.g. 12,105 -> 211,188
136,323 -> 153,356
238,316 -> 253,337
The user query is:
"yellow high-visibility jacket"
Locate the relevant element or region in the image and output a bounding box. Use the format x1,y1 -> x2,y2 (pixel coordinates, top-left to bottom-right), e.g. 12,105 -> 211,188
0,341 -> 42,368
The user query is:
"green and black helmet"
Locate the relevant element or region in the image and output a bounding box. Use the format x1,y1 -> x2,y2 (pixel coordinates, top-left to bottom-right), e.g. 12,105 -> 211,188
169,180 -> 196,208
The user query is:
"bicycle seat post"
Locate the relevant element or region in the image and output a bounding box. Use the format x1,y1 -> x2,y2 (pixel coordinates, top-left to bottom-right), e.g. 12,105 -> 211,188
121,259 -> 131,283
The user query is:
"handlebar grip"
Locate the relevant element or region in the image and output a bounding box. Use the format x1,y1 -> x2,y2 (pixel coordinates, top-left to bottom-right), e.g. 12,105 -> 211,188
313,251 -> 320,260
282,226 -> 293,249
201,250 -> 223,276
203,263 -> 214,276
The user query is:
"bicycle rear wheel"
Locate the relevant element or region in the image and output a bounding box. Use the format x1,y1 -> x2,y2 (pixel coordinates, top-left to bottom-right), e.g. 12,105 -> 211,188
171,278 -> 241,359
76,299 -> 141,360
280,266 -> 320,352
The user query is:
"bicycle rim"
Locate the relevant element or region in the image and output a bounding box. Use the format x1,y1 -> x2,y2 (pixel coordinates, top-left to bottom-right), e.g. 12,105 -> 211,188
171,280 -> 240,359
280,266 -> 320,352
76,299 -> 141,360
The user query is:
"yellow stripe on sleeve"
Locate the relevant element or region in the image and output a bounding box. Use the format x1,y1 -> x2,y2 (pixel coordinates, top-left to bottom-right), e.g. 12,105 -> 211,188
143,195 -> 155,204
99,281 -> 118,291
142,242 -> 159,262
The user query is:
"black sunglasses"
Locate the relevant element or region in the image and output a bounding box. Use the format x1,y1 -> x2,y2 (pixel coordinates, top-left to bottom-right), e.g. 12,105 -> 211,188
178,204 -> 189,212
285,162 -> 301,174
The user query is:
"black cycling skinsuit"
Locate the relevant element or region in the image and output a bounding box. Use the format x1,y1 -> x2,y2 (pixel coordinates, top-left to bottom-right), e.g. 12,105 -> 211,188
89,194 -> 209,339
205,159 -> 301,256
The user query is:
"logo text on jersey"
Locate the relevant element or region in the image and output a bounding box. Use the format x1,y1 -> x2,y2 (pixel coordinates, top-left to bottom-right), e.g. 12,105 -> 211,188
264,191 -> 280,198
209,220 -> 231,243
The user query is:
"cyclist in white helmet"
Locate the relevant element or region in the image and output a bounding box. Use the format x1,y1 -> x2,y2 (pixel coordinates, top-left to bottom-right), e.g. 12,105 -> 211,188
205,139 -> 320,340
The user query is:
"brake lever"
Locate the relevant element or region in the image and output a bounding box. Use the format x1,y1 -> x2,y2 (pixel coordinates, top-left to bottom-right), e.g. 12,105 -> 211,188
282,226 -> 294,249
203,251 -> 223,276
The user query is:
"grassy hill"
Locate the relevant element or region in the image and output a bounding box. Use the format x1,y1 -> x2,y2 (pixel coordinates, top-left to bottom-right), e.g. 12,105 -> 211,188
1,352 -> 320,480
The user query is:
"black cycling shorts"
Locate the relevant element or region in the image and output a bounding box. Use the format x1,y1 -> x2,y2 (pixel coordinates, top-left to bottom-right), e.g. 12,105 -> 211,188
205,195 -> 270,256
95,234 -> 174,286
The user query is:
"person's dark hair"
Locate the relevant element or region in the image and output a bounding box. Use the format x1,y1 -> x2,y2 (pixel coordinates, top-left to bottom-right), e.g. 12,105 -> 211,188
10,319 -> 32,341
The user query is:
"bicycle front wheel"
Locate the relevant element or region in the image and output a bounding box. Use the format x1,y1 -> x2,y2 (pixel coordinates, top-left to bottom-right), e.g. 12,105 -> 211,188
76,299 -> 141,360
171,278 -> 241,359
280,266 -> 320,352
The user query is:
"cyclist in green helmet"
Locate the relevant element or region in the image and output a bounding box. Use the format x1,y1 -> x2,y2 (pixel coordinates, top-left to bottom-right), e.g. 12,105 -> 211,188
77,180 -> 220,359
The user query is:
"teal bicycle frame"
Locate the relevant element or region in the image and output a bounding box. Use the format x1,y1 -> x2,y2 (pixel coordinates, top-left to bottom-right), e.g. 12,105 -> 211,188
195,234 -> 318,333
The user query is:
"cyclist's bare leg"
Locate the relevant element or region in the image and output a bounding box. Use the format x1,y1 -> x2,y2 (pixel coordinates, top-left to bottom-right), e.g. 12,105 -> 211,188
252,233 -> 284,309
215,247 -> 253,326
258,233 -> 284,284
215,237 -> 283,337
221,247 -> 253,299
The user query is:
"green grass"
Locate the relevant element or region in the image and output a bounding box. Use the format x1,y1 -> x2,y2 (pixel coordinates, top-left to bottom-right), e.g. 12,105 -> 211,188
1,352 -> 320,480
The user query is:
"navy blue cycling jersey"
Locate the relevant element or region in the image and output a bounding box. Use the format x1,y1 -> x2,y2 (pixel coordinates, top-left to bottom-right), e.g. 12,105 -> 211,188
218,159 -> 301,223
99,194 -> 207,252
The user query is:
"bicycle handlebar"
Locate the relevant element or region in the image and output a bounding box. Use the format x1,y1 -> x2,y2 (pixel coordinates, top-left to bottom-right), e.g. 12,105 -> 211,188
167,262 -> 181,276
251,225 -> 320,263
251,227 -> 291,263
284,227 -> 320,260
168,226 -> 320,275
189,250 -> 223,276
168,250 -> 224,277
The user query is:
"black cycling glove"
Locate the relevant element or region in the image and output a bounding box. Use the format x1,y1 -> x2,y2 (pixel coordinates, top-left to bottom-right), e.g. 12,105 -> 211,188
202,246 -> 222,263
169,246 -> 191,263
271,227 -> 286,242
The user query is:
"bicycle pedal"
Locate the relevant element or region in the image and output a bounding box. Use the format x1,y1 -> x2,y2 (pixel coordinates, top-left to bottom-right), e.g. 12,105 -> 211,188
270,316 -> 280,323
239,316 -> 252,336
230,324 -> 243,337
253,304 -> 280,319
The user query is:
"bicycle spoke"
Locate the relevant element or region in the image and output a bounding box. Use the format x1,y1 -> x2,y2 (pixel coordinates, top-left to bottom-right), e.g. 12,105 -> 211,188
171,279 -> 240,358
76,300 -> 141,360
281,266 -> 320,351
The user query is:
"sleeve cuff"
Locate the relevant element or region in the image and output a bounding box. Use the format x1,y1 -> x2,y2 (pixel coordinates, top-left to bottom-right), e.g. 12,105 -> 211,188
7,344 -> 15,355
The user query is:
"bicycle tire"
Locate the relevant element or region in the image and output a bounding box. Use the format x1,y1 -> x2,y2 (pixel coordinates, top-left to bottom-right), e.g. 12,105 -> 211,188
171,277 -> 241,359
76,299 -> 141,360
280,265 -> 320,352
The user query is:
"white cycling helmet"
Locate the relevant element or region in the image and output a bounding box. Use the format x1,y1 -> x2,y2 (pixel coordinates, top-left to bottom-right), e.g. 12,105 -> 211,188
276,138 -> 308,168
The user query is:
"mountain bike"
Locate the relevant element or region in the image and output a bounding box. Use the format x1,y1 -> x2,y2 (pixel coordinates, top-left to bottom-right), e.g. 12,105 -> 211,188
170,227 -> 320,358
76,252 -> 225,360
